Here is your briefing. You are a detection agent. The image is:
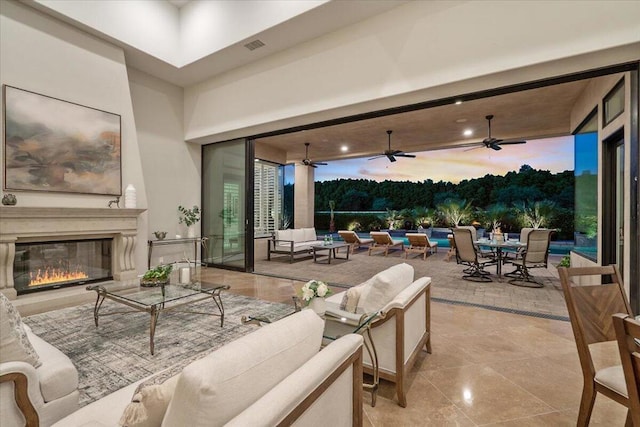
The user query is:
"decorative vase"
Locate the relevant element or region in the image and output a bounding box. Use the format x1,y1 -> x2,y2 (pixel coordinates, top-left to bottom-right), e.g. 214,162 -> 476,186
187,225 -> 196,238
124,184 -> 136,208
2,194 -> 17,206
308,297 -> 326,316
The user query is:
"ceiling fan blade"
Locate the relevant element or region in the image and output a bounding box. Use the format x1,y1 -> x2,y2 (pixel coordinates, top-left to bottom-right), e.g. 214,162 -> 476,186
368,155 -> 385,160
310,163 -> 318,168
498,140 -> 526,145
387,155 -> 397,162
395,153 -> 416,158
313,162 -> 328,166
464,145 -> 483,152
489,143 -> 502,151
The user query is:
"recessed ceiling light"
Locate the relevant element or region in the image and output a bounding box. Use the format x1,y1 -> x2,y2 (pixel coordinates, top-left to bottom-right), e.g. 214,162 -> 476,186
455,118 -> 467,123
463,129 -> 473,136
341,145 -> 348,152
455,100 -> 463,105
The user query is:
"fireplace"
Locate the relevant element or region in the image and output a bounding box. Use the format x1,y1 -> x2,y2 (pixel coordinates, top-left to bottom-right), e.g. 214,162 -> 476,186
14,239 -> 113,295
0,207 -> 144,301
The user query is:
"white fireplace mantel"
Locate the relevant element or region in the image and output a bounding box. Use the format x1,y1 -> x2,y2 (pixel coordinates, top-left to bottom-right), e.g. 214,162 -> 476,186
0,207 -> 146,299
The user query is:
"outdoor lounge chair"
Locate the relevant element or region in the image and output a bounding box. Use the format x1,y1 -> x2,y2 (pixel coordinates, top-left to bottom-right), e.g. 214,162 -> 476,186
368,232 -> 404,257
404,233 -> 438,260
452,228 -> 495,282
338,230 -> 374,254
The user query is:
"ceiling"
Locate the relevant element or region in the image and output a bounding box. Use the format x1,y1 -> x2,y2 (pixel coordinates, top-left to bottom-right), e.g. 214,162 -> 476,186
254,77 -> 596,164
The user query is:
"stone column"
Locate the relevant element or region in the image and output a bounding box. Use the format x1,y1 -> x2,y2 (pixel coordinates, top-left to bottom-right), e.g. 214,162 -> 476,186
294,164 -> 315,228
0,237 -> 17,299
113,232 -> 138,281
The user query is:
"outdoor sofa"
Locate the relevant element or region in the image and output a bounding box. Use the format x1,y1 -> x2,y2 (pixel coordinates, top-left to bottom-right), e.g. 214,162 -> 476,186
268,227 -> 324,262
52,310 -> 364,427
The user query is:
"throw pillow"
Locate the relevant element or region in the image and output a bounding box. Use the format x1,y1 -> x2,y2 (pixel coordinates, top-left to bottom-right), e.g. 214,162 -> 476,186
358,263 -> 415,314
119,374 -> 180,427
0,292 -> 41,367
339,283 -> 367,313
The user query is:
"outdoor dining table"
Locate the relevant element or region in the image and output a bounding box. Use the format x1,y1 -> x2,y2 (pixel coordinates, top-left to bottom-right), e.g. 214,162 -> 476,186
474,239 -> 526,278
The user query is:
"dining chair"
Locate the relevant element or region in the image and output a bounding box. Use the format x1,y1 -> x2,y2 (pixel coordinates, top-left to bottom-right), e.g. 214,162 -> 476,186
613,313 -> 640,426
558,265 -> 633,426
452,228 -> 495,282
504,228 -> 554,287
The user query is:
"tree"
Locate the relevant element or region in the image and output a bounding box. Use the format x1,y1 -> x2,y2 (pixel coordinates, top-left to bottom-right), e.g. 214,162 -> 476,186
515,200 -> 557,228
437,199 -> 472,227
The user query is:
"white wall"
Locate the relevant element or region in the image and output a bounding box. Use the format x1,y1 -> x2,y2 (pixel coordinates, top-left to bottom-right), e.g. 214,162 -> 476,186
127,68 -> 200,239
184,0 -> 640,144
0,0 -> 148,272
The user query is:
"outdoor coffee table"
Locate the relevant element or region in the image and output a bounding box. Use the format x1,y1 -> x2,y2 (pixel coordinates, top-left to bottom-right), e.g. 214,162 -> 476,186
311,242 -> 350,264
87,282 -> 229,355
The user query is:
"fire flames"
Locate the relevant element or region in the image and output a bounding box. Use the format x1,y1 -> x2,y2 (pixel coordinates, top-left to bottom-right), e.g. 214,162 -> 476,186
29,267 -> 89,286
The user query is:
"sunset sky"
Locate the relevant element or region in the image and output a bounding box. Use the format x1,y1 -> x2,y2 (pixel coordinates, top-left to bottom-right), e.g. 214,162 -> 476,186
313,135 -> 574,184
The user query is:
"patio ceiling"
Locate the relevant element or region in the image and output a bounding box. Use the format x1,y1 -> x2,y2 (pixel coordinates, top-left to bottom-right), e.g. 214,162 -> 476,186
254,77 -> 594,164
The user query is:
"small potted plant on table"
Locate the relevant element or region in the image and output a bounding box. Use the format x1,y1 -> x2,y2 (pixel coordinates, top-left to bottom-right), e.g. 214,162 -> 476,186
141,264 -> 173,287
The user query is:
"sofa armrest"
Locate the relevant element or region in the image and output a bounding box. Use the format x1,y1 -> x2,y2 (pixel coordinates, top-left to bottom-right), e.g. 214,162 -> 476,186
378,277 -> 431,315
1,361 -> 45,427
225,334 -> 363,427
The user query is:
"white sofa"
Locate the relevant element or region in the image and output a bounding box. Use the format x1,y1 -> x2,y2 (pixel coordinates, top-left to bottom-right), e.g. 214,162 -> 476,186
0,325 -> 79,427
53,310 -> 364,427
325,263 -> 431,407
268,227 -> 324,262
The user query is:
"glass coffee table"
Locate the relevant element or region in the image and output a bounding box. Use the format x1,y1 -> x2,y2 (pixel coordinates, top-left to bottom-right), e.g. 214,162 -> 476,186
87,282 -> 229,355
310,242 -> 350,264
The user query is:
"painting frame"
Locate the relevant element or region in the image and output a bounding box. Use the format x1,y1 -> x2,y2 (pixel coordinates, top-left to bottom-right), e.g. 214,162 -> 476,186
2,85 -> 122,196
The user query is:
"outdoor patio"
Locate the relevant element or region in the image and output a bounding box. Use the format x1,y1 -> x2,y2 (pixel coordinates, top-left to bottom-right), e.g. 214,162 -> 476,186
254,249 -> 568,320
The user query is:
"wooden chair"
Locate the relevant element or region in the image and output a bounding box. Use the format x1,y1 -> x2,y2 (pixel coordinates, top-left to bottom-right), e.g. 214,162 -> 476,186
445,233 -> 456,262
404,233 -> 438,260
613,313 -> 640,427
338,230 -> 374,254
368,232 -> 404,257
558,265 -> 633,426
504,229 -> 554,288
452,228 -> 495,282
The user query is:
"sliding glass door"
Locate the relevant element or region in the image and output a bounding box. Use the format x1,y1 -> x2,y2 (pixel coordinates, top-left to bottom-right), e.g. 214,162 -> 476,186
202,139 -> 249,270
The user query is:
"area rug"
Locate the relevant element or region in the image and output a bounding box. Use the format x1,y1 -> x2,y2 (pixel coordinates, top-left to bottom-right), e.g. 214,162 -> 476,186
24,294 -> 293,406
255,250 -> 569,320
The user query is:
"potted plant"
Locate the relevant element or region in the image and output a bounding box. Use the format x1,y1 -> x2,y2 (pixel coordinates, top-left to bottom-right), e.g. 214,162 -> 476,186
299,279 -> 332,315
141,264 -> 173,287
178,205 -> 201,237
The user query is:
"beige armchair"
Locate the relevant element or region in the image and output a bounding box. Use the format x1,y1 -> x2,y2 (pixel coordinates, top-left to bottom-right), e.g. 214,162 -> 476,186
325,263 -> 431,407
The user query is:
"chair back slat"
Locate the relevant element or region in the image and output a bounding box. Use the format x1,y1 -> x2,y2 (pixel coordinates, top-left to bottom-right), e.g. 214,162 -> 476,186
572,284 -> 630,343
559,264 -> 633,347
613,314 -> 640,426
523,229 -> 553,264
370,232 -> 392,245
452,228 -> 477,263
406,233 -> 427,247
338,231 -> 357,244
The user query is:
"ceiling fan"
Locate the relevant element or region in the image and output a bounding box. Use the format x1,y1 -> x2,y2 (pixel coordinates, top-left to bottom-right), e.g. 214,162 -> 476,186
368,130 -> 416,162
466,115 -> 527,151
301,142 -> 327,168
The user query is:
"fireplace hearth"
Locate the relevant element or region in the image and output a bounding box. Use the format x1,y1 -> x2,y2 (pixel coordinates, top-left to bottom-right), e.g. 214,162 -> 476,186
14,239 -> 112,295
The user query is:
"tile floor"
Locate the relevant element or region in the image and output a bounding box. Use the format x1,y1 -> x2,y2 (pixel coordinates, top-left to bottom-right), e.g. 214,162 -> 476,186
201,268 -> 628,426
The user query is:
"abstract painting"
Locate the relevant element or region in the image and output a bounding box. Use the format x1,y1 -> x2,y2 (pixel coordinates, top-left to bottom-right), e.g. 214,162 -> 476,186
3,85 -> 121,195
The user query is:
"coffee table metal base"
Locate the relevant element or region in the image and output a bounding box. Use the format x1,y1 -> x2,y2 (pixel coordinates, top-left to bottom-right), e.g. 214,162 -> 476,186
88,284 -> 229,355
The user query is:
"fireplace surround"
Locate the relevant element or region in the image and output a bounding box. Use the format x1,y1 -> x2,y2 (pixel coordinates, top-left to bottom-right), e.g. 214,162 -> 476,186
0,207 -> 145,300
